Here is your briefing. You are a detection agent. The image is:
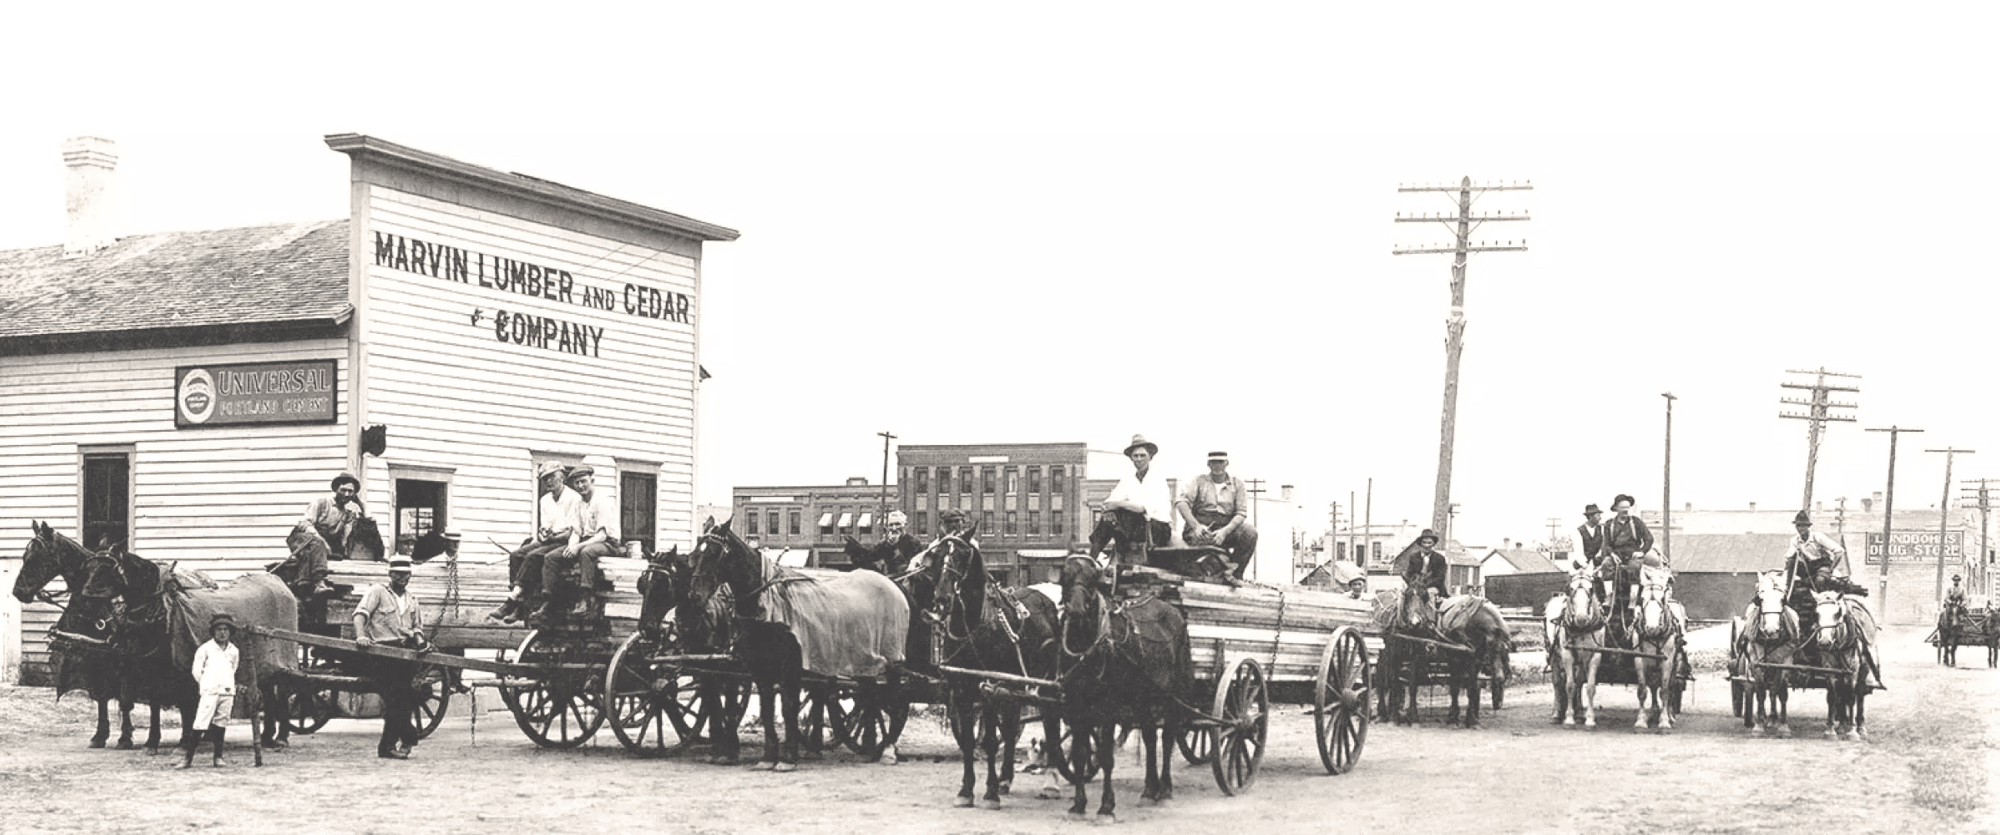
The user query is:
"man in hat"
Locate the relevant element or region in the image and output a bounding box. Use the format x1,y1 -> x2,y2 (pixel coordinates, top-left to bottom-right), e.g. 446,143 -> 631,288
487,462 -> 580,623
1598,494 -> 1653,635
1089,434 -> 1174,565
1400,530 -> 1449,603
177,613 -> 241,769
845,510 -> 924,575
1175,451 -> 1258,579
549,465 -> 622,618
1779,509 -> 1851,638
1947,574 -> 1968,611
1575,504 -> 1606,573
281,473 -> 365,598
353,555 -> 428,759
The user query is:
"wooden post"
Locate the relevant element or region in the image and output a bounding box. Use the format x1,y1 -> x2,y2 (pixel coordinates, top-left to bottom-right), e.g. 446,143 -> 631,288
877,431 -> 896,525
1867,426 -> 1923,617
1925,448 -> 1974,603
1662,392 -> 1676,563
1780,368 -> 1859,511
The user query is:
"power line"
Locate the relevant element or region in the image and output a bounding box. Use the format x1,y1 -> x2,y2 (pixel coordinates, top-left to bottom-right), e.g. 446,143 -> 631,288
1394,177 -> 1532,533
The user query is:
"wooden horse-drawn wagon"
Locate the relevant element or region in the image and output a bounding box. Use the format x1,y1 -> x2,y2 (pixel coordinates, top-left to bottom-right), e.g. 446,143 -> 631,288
1728,572 -> 1883,739
1924,605 -> 1996,668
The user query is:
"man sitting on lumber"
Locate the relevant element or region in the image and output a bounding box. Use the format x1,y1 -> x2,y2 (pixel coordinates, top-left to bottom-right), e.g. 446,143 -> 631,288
487,462 -> 580,624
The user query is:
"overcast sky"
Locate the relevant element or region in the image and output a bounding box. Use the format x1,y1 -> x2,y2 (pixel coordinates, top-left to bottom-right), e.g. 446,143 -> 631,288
3,3 -> 1996,547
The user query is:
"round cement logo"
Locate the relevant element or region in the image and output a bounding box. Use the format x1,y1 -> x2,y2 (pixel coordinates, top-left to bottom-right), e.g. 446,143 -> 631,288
178,369 -> 216,424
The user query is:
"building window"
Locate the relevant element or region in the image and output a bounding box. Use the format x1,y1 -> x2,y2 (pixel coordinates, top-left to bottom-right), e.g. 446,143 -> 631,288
915,511 -> 929,536
915,467 -> 929,494
838,509 -> 855,535
80,450 -> 132,552
977,467 -> 991,496
1372,542 -> 1382,562
767,510 -> 780,539
1029,466 -> 1043,495
952,467 -> 967,495
744,509 -> 760,535
1051,466 -> 1066,497
395,479 -> 448,556
621,471 -> 657,553
790,510 -> 801,536
1028,510 -> 1041,536
1052,510 -> 1064,537
1005,511 -> 1019,536
1004,467 -> 1019,495
818,511 -> 835,536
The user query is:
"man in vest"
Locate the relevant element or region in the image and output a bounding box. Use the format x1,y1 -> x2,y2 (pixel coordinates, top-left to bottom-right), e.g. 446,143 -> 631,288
1599,494 -> 1653,636
487,463 -> 580,623
1575,504 -> 1606,573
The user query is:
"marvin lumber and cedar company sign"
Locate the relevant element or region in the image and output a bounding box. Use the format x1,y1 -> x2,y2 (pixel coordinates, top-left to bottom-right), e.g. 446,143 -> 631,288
174,360 -> 337,428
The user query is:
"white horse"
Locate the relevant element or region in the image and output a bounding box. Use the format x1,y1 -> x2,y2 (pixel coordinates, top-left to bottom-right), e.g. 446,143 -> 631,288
1630,562 -> 1685,732
1553,567 -> 1608,729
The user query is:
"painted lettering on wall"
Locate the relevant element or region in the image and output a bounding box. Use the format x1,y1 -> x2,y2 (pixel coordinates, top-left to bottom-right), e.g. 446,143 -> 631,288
372,232 -> 694,324
492,309 -> 604,357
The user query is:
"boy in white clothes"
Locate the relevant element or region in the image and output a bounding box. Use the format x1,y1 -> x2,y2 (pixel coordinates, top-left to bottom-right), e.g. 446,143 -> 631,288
179,613 -> 241,769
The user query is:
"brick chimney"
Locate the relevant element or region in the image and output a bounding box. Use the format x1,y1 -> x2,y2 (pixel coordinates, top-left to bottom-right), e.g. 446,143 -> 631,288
62,136 -> 119,257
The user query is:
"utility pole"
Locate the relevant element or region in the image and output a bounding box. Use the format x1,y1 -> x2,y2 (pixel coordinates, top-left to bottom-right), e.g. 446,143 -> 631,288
1394,177 -> 1532,533
1329,501 -> 1341,560
876,431 -> 897,525
1866,426 -> 1923,615
1926,448 -> 1974,602
1662,392 -> 1677,563
1961,479 -> 1996,596
1245,479 -> 1266,529
1349,490 -> 1359,568
1779,367 -> 1860,511
1364,478 -> 1373,568
1835,496 -> 1848,549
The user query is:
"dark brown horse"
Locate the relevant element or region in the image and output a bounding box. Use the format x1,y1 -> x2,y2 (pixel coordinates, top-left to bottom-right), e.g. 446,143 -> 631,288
930,534 -> 1059,809
1936,599 -> 1965,667
1438,597 -> 1512,730
1055,557 -> 1191,822
11,522 -> 160,750
688,520 -> 908,771
1372,584 -> 1439,726
72,546 -> 296,765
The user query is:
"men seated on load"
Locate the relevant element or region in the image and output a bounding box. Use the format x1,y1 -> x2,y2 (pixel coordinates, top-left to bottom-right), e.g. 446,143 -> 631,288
1780,509 -> 1866,641
279,472 -> 363,599
843,510 -> 924,575
1087,434 -> 1173,566
1175,450 -> 1258,580
486,462 -> 579,624
1575,503 -> 1606,573
1399,529 -> 1448,605
1946,573 -> 1968,613
1597,493 -> 1653,636
546,464 -> 622,617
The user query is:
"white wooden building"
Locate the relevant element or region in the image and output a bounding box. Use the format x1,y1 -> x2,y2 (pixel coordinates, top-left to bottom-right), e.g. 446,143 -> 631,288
0,135 -> 736,682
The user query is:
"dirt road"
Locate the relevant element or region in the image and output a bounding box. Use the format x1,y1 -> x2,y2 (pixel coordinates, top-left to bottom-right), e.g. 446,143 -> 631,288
1,625 -> 1993,835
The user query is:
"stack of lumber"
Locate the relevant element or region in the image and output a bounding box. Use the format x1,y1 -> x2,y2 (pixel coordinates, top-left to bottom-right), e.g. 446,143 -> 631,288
324,555 -> 652,650
1116,569 -> 1379,689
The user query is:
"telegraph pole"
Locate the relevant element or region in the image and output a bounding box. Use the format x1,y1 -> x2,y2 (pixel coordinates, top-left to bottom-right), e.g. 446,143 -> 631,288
1245,479 -> 1266,529
1662,392 -> 1677,562
1780,368 -> 1860,511
1961,479 -> 1996,596
1329,500 -> 1341,560
876,431 -> 897,523
1349,490 -> 1359,567
1866,426 -> 1922,615
1925,448 -> 1974,602
1394,177 -> 1532,533
1363,478 -> 1373,567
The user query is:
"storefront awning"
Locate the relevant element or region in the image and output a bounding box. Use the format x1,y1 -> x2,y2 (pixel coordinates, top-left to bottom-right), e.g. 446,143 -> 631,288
857,512 -> 873,529
836,513 -> 853,529
1017,549 -> 1072,559
817,512 -> 834,528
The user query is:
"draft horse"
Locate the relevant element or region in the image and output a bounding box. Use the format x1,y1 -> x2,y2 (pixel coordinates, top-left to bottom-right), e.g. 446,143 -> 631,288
1736,571 -> 1798,736
1438,596 -> 1512,730
688,520 -> 908,771
1372,585 -> 1439,726
1550,567 -> 1610,729
1811,589 -> 1878,741
930,534 -> 1059,809
72,545 -> 297,765
11,522 -> 160,750
1055,557 -> 1192,822
1629,565 -> 1683,732
1936,596 -> 1965,667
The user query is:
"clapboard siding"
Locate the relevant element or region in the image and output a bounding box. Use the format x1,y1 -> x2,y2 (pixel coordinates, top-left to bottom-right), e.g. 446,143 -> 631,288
0,340 -> 349,570
360,187 -> 700,553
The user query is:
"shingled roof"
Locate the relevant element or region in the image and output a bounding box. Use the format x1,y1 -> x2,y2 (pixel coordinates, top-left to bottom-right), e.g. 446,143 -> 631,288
0,220 -> 351,352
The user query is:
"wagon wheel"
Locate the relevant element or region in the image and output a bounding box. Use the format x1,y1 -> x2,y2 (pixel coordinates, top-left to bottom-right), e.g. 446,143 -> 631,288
1175,723 -> 1214,765
1729,617 -> 1747,718
499,629 -> 607,748
411,664 -> 453,739
605,630 -> 702,755
834,679 -> 907,761
796,681 -> 846,753
672,675 -> 750,743
281,683 -> 339,735
1045,715 -> 1102,784
1210,657 -> 1268,796
1314,627 -> 1369,775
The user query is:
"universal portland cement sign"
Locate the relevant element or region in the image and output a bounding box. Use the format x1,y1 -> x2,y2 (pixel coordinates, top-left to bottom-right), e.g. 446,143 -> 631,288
174,360 -> 338,428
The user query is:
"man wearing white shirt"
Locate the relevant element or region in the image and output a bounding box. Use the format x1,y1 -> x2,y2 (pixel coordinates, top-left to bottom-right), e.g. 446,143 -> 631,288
1088,434 -> 1173,565
548,464 -> 622,617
